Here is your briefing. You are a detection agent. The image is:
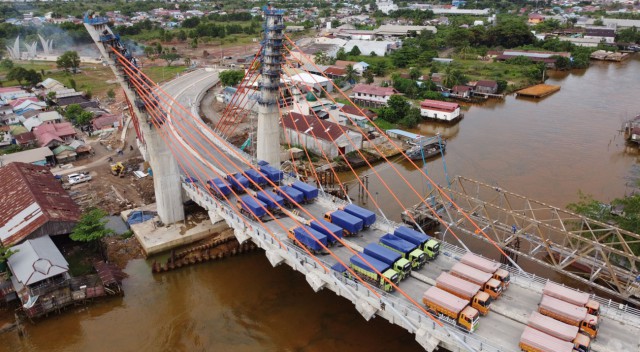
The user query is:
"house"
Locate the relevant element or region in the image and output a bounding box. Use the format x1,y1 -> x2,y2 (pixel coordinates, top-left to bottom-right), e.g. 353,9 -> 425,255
343,40 -> 396,57
323,66 -> 347,80
7,235 -> 70,318
10,98 -> 47,115
420,99 -> 461,122
37,78 -> 65,92
338,105 -> 377,127
584,26 -> 616,44
0,87 -> 30,101
22,116 -> 43,132
528,13 -> 545,24
495,50 -> 571,68
0,113 -> 22,126
33,122 -> 76,148
475,80 -> 499,94
0,126 -> 11,147
350,84 -> 399,107
281,112 -> 363,158
452,85 -> 472,98
0,162 -> 80,246
52,145 -> 77,163
374,24 -> 437,37
56,96 -> 99,109
37,111 -> 63,124
0,104 -> 13,116
14,131 -> 37,147
91,114 -> 121,131
288,72 -> 333,93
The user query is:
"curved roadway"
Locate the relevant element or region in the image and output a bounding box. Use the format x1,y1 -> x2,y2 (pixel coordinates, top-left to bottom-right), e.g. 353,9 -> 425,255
160,69 -> 639,352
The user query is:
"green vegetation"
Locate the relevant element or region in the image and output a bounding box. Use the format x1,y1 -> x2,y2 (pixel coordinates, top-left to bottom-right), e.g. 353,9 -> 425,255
65,103 -> 93,126
567,192 -> 640,256
219,69 -> 245,87
377,95 -> 421,128
70,208 -> 114,249
56,50 -> 81,73
141,65 -> 187,83
0,246 -> 17,265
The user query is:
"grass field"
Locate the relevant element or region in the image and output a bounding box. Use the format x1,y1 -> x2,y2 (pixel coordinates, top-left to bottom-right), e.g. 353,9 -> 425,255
0,60 -> 118,98
141,65 -> 188,84
450,59 -> 537,92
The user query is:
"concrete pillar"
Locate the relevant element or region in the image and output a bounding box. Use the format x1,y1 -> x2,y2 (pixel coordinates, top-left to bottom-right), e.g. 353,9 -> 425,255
146,127 -> 185,225
256,6 -> 285,166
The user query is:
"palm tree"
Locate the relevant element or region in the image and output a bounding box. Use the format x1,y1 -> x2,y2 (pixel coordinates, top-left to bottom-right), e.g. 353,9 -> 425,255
344,64 -> 359,84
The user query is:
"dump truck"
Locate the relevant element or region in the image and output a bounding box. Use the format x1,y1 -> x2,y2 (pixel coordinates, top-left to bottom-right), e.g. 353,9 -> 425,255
450,262 -> 502,300
256,190 -> 284,211
460,252 -> 511,290
349,253 -> 399,292
422,286 -> 480,332
226,173 -> 250,193
244,169 -> 268,189
519,326 -> 575,352
543,281 -> 599,316
436,272 -> 491,316
237,195 -> 268,219
275,186 -> 304,207
379,234 -> 426,269
288,226 -> 328,254
259,164 -> 284,183
207,178 -> 231,197
341,204 -> 376,228
309,219 -> 343,245
291,181 -> 318,203
538,295 -> 599,339
394,226 -> 440,260
324,210 -> 363,236
363,243 -> 411,280
527,311 -> 591,352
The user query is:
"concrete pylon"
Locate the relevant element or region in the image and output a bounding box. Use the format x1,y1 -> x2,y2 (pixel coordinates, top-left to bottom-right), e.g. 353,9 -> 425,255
256,5 -> 285,166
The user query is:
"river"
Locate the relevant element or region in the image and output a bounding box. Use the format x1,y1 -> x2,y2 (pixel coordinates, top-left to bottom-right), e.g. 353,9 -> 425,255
2,57 -> 640,352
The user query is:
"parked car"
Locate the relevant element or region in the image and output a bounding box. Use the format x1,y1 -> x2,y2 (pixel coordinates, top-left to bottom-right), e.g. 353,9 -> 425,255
68,172 -> 92,185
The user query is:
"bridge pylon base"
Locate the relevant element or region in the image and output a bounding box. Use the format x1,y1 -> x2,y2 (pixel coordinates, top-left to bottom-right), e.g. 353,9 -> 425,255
356,300 -> 377,321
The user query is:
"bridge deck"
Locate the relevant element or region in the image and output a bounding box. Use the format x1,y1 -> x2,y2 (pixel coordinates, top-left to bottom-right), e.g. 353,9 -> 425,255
159,69 -> 639,352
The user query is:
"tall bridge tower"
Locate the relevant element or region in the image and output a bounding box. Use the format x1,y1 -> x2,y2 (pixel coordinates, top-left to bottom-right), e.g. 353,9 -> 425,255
256,4 -> 285,166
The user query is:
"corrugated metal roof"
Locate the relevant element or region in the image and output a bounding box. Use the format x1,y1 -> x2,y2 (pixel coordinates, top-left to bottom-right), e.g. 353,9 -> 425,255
420,99 -> 459,112
7,235 -> 69,286
352,84 -> 397,97
283,112 -> 359,142
0,147 -> 52,164
0,162 -> 80,246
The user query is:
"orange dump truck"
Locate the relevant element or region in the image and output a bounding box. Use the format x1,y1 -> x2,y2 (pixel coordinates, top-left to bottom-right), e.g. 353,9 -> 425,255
460,252 -> 510,289
543,281 -> 600,316
435,272 -> 491,316
422,286 -> 480,332
450,262 -> 502,300
519,326 -> 575,352
538,295 -> 599,339
527,311 -> 591,352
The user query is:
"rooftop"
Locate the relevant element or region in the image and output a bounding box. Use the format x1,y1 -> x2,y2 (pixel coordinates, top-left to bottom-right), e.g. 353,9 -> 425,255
0,162 -> 80,246
420,99 -> 459,112
352,84 -> 398,97
283,112 -> 360,142
7,235 -> 69,286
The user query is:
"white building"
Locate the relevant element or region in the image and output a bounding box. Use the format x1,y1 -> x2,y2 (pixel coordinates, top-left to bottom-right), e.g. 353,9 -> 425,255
350,84 -> 398,107
419,99 -> 461,122
376,0 -> 398,15
287,72 -> 333,93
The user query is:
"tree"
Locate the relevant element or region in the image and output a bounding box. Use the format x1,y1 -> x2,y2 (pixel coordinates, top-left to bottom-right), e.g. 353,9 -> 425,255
177,30 -> 188,42
56,50 -> 81,73
553,55 -> 571,71
371,61 -> 387,76
46,91 -> 57,104
336,47 -> 347,61
6,67 -> 28,86
184,57 -> 192,66
24,69 -> 42,86
0,58 -> 13,70
331,19 -> 340,29
0,246 -> 17,271
65,104 -> 84,121
107,89 -> 116,101
314,51 -> 330,65
75,111 -> 93,126
349,45 -> 361,56
68,78 -> 77,90
219,69 -> 245,86
144,46 -> 157,60
182,17 -> 200,28
409,67 -> 422,80
363,70 -> 374,84
344,64 -> 359,84
70,208 -> 114,249
161,52 -> 181,67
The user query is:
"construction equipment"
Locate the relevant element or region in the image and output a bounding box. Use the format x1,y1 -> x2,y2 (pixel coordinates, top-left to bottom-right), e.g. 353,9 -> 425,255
111,162 -> 125,177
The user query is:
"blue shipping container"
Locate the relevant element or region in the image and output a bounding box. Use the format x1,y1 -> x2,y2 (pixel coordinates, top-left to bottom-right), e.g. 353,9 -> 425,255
343,204 -> 376,227
310,219 -> 343,244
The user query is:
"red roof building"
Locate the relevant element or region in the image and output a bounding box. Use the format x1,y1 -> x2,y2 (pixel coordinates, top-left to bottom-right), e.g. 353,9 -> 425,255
91,114 -> 121,130
14,132 -> 37,147
32,122 -> 76,148
281,112 -> 363,158
0,162 -> 80,246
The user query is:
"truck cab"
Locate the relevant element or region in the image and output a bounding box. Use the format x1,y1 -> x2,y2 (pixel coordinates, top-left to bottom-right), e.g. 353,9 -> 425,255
459,306 -> 480,332
585,299 -> 600,316
424,238 -> 440,259
483,278 -> 502,300
493,268 -> 510,289
471,291 -> 491,316
580,315 -> 599,339
573,333 -> 591,352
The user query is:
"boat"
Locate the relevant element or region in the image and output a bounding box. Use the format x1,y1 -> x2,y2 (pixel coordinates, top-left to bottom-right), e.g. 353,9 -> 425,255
406,139 -> 446,161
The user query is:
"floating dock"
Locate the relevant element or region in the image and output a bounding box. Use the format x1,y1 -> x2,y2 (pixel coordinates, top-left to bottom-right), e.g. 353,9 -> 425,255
516,84 -> 561,98
590,50 -> 630,62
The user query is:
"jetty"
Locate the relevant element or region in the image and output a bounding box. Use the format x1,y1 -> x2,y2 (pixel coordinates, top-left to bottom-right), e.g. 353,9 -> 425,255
590,50 -> 630,62
516,84 -> 561,98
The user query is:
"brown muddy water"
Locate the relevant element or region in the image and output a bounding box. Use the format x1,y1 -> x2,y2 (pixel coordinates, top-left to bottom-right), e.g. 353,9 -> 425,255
3,57 -> 640,352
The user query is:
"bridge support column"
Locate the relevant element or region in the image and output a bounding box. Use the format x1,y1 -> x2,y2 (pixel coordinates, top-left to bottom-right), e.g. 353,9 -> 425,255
265,250 -> 284,267
207,210 -> 224,225
305,272 -> 325,292
146,127 -> 185,225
